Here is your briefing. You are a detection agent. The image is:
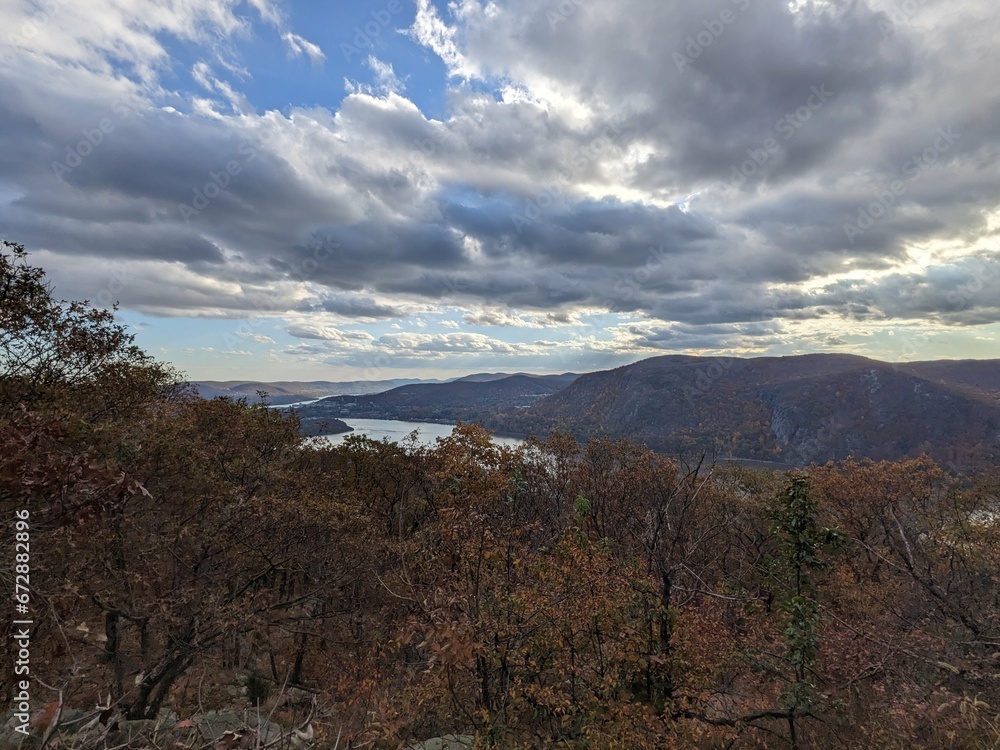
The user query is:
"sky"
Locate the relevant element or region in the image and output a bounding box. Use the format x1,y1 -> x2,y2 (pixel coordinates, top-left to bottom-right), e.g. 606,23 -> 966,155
1,0 -> 999,381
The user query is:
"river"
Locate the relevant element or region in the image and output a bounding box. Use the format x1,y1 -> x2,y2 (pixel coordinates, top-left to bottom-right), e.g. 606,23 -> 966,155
313,418 -> 525,448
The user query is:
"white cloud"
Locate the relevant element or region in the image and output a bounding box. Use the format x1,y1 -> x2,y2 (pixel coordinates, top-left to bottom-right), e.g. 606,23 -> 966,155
286,325 -> 376,344
380,332 -> 516,353
408,0 -> 476,78
2,0 -> 252,85
368,56 -> 404,94
462,310 -> 542,328
283,32 -> 326,65
246,0 -> 282,27
191,61 -> 252,114
239,332 -> 276,344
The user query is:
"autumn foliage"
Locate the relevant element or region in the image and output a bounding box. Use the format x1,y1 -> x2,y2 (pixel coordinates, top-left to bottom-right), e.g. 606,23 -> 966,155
2,241 -> 1000,748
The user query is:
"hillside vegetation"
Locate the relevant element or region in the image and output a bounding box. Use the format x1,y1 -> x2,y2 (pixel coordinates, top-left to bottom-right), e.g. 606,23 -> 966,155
2,242 -> 1000,749
293,375 -> 572,433
490,354 -> 1000,467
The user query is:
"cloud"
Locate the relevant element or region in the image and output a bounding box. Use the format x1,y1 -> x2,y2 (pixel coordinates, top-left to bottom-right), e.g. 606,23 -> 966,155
463,310 -> 542,328
236,332 -> 276,344
368,56 -> 404,94
246,0 -> 327,65
2,0 -> 1000,375
408,0 -> 473,78
311,294 -> 406,319
379,332 -> 516,354
283,32 -> 326,65
285,325 -> 376,344
191,62 -> 253,115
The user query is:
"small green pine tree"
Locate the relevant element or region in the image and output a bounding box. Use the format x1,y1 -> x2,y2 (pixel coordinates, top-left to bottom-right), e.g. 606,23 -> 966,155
770,474 -> 843,746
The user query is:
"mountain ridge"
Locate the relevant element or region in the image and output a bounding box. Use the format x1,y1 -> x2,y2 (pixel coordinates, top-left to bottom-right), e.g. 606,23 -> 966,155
190,378 -> 447,404
485,354 -> 1000,467
291,373 -> 577,432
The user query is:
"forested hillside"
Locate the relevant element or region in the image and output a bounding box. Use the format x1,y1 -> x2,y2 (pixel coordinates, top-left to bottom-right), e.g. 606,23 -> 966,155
293,375 -> 571,433
2,242 -> 1000,748
490,354 -> 1000,467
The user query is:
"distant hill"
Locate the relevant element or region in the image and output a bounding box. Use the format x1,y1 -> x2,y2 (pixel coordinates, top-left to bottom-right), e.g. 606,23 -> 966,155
302,416 -> 353,436
290,373 -> 577,432
190,378 -> 444,405
452,372 -> 580,387
486,354 -> 1000,467
191,373 -> 579,406
897,359 -> 1000,396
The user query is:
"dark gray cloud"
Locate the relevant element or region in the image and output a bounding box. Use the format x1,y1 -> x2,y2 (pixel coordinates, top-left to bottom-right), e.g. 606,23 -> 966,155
312,295 -> 406,319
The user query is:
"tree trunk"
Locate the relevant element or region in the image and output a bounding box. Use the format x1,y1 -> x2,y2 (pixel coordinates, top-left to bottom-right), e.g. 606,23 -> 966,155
290,631 -> 308,685
658,569 -> 674,706
104,611 -> 124,701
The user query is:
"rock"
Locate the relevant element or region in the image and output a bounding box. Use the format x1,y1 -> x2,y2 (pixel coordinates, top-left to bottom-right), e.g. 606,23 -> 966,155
162,717 -> 201,746
275,685 -> 317,708
108,708 -> 179,738
246,715 -> 284,745
156,708 -> 180,730
194,711 -> 287,745
1,706 -> 287,750
0,713 -> 27,750
0,707 -> 96,748
408,735 -> 475,750
53,708 -> 92,734
197,711 -> 245,740
70,726 -> 106,747
117,718 -> 157,737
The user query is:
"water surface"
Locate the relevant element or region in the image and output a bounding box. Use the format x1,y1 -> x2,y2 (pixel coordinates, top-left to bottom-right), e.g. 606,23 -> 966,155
314,418 -> 524,448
